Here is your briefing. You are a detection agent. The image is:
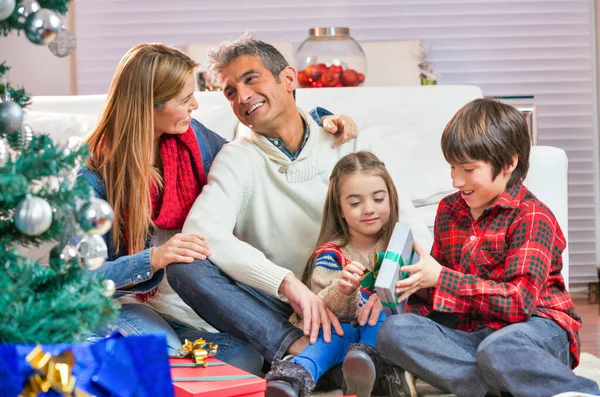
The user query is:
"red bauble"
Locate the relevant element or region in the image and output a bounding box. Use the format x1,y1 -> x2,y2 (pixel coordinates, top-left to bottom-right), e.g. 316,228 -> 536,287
358,73 -> 365,83
329,65 -> 343,74
321,70 -> 341,87
341,69 -> 360,87
297,70 -> 309,87
311,80 -> 323,88
306,63 -> 327,81
335,83 -> 343,87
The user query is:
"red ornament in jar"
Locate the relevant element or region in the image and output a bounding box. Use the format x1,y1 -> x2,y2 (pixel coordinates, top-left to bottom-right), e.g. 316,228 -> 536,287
296,27 -> 366,89
321,70 -> 341,87
341,69 -> 360,87
297,70 -> 309,87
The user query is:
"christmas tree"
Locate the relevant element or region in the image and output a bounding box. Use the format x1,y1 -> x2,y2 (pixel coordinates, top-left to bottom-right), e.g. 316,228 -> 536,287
0,0 -> 119,344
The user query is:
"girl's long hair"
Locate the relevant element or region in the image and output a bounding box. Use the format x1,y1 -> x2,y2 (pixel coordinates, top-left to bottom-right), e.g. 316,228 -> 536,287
302,151 -> 400,284
85,43 -> 197,254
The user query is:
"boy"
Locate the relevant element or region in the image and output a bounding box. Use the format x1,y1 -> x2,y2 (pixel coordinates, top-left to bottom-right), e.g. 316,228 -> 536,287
375,98 -> 600,397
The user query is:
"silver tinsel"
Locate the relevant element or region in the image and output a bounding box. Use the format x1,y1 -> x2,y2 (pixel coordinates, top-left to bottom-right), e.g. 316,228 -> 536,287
76,234 -> 108,271
20,123 -> 33,149
24,8 -> 61,45
0,100 -> 24,135
76,198 -> 114,235
14,195 -> 53,236
48,26 -> 76,57
12,0 -> 39,28
0,0 -> 15,21
0,137 -> 8,166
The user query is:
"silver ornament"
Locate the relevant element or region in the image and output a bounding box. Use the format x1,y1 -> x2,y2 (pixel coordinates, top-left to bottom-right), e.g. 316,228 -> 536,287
12,0 -> 39,28
14,195 -> 53,236
0,0 -> 16,21
76,234 -> 108,271
51,244 -> 77,265
102,279 -> 116,297
0,138 -> 7,167
48,26 -> 76,57
76,198 -> 114,235
0,100 -> 24,135
24,8 -> 61,45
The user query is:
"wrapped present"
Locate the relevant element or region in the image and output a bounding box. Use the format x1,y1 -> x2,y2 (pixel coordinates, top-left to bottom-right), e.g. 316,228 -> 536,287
171,357 -> 266,397
374,222 -> 420,316
0,333 -> 174,397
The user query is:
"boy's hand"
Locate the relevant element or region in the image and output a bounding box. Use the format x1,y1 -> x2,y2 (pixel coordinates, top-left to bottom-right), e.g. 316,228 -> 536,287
357,293 -> 384,326
395,242 -> 442,303
338,260 -> 365,295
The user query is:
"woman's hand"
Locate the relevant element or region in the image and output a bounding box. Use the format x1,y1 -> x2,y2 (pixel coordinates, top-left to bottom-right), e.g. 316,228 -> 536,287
321,114 -> 358,147
338,260 -> 366,295
150,233 -> 210,272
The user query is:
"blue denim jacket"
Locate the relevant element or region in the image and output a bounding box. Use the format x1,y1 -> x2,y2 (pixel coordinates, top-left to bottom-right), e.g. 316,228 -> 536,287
78,118 -> 226,297
77,109 -> 331,297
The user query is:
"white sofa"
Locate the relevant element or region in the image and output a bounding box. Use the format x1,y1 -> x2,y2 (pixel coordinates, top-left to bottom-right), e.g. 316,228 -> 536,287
24,85 -> 570,284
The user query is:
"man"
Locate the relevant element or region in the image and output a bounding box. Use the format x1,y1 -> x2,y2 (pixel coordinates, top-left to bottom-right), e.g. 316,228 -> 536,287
167,33 -> 431,367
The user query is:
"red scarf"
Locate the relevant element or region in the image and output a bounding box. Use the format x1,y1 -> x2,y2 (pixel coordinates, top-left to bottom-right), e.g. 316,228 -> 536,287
150,126 -> 207,228
136,126 -> 207,301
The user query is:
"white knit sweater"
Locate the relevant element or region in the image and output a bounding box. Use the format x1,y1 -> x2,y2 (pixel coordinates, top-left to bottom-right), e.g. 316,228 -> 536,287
183,109 -> 432,297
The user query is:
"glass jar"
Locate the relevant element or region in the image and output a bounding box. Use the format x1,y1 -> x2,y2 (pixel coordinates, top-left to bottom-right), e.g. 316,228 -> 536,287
296,27 -> 366,88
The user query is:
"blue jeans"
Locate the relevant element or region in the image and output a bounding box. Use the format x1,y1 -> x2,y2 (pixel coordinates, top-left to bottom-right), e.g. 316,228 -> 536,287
292,312 -> 386,383
377,314 -> 600,397
167,259 -> 305,363
94,303 -> 263,375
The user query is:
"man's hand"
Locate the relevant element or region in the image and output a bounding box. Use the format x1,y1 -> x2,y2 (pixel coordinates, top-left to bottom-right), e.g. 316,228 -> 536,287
357,293 -> 384,326
338,260 -> 365,295
321,114 -> 358,147
279,274 -> 344,343
395,242 -> 442,303
150,233 -> 210,273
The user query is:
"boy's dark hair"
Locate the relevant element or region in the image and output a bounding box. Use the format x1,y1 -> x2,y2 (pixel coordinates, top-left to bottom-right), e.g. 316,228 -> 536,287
441,98 -> 530,187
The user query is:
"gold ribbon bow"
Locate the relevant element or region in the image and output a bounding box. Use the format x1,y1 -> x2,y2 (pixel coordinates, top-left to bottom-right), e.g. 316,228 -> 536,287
20,345 -> 93,397
176,338 -> 218,366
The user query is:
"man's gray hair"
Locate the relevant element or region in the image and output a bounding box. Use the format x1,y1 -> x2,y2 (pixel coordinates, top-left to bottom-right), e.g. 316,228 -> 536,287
206,32 -> 289,81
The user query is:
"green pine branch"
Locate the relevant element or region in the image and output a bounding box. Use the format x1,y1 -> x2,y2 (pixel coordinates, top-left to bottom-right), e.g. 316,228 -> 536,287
0,246 -> 119,344
0,63 -> 31,108
0,134 -> 90,248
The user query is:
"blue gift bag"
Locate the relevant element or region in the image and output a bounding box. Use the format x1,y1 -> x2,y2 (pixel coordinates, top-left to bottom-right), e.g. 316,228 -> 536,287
0,333 -> 174,397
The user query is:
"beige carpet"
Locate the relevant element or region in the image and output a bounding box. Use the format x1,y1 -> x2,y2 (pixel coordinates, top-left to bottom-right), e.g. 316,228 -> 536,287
313,353 -> 600,396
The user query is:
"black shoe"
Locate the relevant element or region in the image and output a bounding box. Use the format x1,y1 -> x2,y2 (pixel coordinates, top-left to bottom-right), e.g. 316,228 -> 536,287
377,365 -> 418,397
342,350 -> 376,397
266,380 -> 299,397
265,360 -> 315,397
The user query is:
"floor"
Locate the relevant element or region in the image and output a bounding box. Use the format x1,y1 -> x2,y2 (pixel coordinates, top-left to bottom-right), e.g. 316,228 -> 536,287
573,293 -> 600,357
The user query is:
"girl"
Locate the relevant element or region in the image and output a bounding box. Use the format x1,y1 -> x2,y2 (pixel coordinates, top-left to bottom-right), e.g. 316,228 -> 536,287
265,151 -> 416,397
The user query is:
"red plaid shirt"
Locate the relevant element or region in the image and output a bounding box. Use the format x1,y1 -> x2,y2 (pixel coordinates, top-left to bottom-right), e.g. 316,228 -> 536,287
407,182 -> 582,367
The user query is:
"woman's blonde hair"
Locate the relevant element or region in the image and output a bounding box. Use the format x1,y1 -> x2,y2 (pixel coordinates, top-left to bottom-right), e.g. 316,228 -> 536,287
86,43 -> 197,254
302,151 -> 400,284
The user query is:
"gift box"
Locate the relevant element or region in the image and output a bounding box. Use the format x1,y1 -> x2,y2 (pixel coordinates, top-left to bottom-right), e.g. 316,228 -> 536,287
170,357 -> 266,397
374,222 -> 420,316
0,332 -> 174,397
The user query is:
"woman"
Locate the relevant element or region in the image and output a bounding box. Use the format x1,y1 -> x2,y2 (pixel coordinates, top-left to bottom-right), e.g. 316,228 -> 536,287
78,43 -> 355,375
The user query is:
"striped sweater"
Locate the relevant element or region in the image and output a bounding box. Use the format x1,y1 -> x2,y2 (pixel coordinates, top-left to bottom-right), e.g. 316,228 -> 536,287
301,237 -> 387,324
